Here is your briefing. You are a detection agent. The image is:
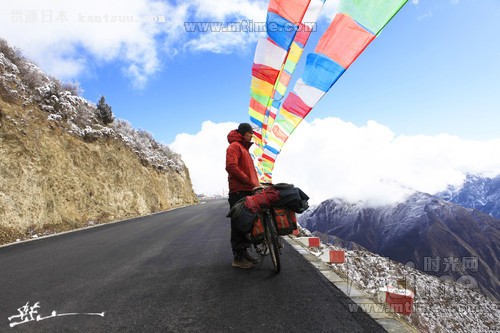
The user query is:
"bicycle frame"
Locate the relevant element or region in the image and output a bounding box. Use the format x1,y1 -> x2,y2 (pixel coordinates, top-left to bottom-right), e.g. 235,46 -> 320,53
256,208 -> 282,273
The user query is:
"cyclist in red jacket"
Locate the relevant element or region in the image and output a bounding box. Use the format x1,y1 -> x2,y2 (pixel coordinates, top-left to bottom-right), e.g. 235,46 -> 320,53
226,123 -> 260,269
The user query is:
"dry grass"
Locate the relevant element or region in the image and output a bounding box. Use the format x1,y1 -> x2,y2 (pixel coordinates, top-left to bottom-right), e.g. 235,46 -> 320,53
0,98 -> 198,246
1,39 -> 197,246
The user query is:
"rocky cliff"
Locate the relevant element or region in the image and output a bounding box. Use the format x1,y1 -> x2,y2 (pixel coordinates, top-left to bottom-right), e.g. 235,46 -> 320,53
0,40 -> 198,245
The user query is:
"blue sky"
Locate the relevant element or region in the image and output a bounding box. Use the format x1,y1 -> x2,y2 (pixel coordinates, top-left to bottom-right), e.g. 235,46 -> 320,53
80,0 -> 500,144
3,0 -> 498,144
2,0 -> 500,201
314,0 -> 500,140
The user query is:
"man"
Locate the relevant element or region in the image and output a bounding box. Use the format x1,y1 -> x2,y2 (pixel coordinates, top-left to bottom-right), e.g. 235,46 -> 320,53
226,123 -> 260,269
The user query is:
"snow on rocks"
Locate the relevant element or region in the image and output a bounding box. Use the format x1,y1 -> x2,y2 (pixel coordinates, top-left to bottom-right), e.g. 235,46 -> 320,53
1,46 -> 185,174
299,232 -> 499,333
47,114 -> 62,121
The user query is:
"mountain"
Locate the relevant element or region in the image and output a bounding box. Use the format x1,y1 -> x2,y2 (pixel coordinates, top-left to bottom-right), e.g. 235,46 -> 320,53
299,193 -> 500,301
301,239 -> 500,333
0,39 -> 198,245
437,174 -> 500,219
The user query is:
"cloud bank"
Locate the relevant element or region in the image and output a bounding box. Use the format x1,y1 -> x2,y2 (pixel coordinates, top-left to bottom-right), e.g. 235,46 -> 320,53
171,118 -> 500,206
1,0 -> 466,87
1,0 -> 349,87
0,0 -> 269,87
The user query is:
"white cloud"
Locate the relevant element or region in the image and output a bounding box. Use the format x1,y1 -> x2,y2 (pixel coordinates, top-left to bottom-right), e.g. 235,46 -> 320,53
1,0 -> 185,87
417,10 -> 433,21
180,0 -> 267,54
1,0 -> 266,87
184,29 -> 259,54
189,0 -> 267,22
171,118 -> 500,206
170,121 -> 237,196
319,0 -> 341,22
1,0 -> 346,87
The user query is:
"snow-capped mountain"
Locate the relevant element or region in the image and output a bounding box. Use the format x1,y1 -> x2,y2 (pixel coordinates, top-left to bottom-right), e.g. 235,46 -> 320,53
437,174 -> 500,218
298,235 -> 500,333
299,192 -> 500,301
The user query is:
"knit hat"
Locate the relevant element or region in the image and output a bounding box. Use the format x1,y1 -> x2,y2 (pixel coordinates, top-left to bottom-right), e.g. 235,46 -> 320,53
237,123 -> 253,135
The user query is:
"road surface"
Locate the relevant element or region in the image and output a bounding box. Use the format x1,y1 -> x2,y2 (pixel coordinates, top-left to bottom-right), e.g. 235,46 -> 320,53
0,200 -> 385,332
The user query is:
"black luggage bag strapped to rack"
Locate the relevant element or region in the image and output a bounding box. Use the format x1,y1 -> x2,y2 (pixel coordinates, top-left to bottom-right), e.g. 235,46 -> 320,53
226,183 -> 309,242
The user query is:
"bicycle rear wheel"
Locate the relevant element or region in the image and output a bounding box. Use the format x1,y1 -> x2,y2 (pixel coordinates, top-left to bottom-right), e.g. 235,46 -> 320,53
264,211 -> 281,273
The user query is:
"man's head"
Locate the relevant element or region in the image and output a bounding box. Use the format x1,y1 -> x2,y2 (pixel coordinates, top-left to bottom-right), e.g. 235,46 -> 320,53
237,123 -> 254,142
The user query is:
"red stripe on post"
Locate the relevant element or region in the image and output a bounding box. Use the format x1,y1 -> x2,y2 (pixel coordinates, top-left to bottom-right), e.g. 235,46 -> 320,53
385,291 -> 414,315
329,250 -> 345,264
309,237 -> 320,247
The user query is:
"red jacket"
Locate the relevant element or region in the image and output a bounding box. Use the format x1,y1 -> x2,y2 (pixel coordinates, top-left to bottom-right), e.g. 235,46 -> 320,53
226,129 -> 260,193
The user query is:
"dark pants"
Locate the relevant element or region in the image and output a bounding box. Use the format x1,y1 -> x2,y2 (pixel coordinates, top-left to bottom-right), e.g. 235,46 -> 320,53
228,191 -> 253,257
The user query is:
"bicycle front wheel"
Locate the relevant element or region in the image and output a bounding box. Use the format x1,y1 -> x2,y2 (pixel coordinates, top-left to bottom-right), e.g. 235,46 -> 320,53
264,211 -> 281,273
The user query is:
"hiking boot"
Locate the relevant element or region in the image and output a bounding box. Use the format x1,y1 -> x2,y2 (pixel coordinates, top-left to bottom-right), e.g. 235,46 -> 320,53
243,250 -> 259,264
232,256 -> 253,269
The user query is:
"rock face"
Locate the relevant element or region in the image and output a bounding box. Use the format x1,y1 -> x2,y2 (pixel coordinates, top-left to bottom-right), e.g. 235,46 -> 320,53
299,193 -> 500,301
437,174 -> 500,219
0,41 -> 198,245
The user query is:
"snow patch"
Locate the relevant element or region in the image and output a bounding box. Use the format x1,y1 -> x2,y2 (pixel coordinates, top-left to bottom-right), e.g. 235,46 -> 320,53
295,224 -> 500,333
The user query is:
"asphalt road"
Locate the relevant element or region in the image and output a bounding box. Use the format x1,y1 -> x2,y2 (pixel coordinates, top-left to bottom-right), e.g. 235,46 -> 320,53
0,200 -> 385,332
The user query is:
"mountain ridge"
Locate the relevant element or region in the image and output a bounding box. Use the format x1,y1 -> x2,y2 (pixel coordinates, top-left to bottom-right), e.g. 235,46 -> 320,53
437,174 -> 500,218
0,39 -> 198,245
299,192 -> 500,301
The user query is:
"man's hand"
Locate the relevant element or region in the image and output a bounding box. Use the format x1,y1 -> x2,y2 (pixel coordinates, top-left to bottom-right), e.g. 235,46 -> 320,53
252,186 -> 264,193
